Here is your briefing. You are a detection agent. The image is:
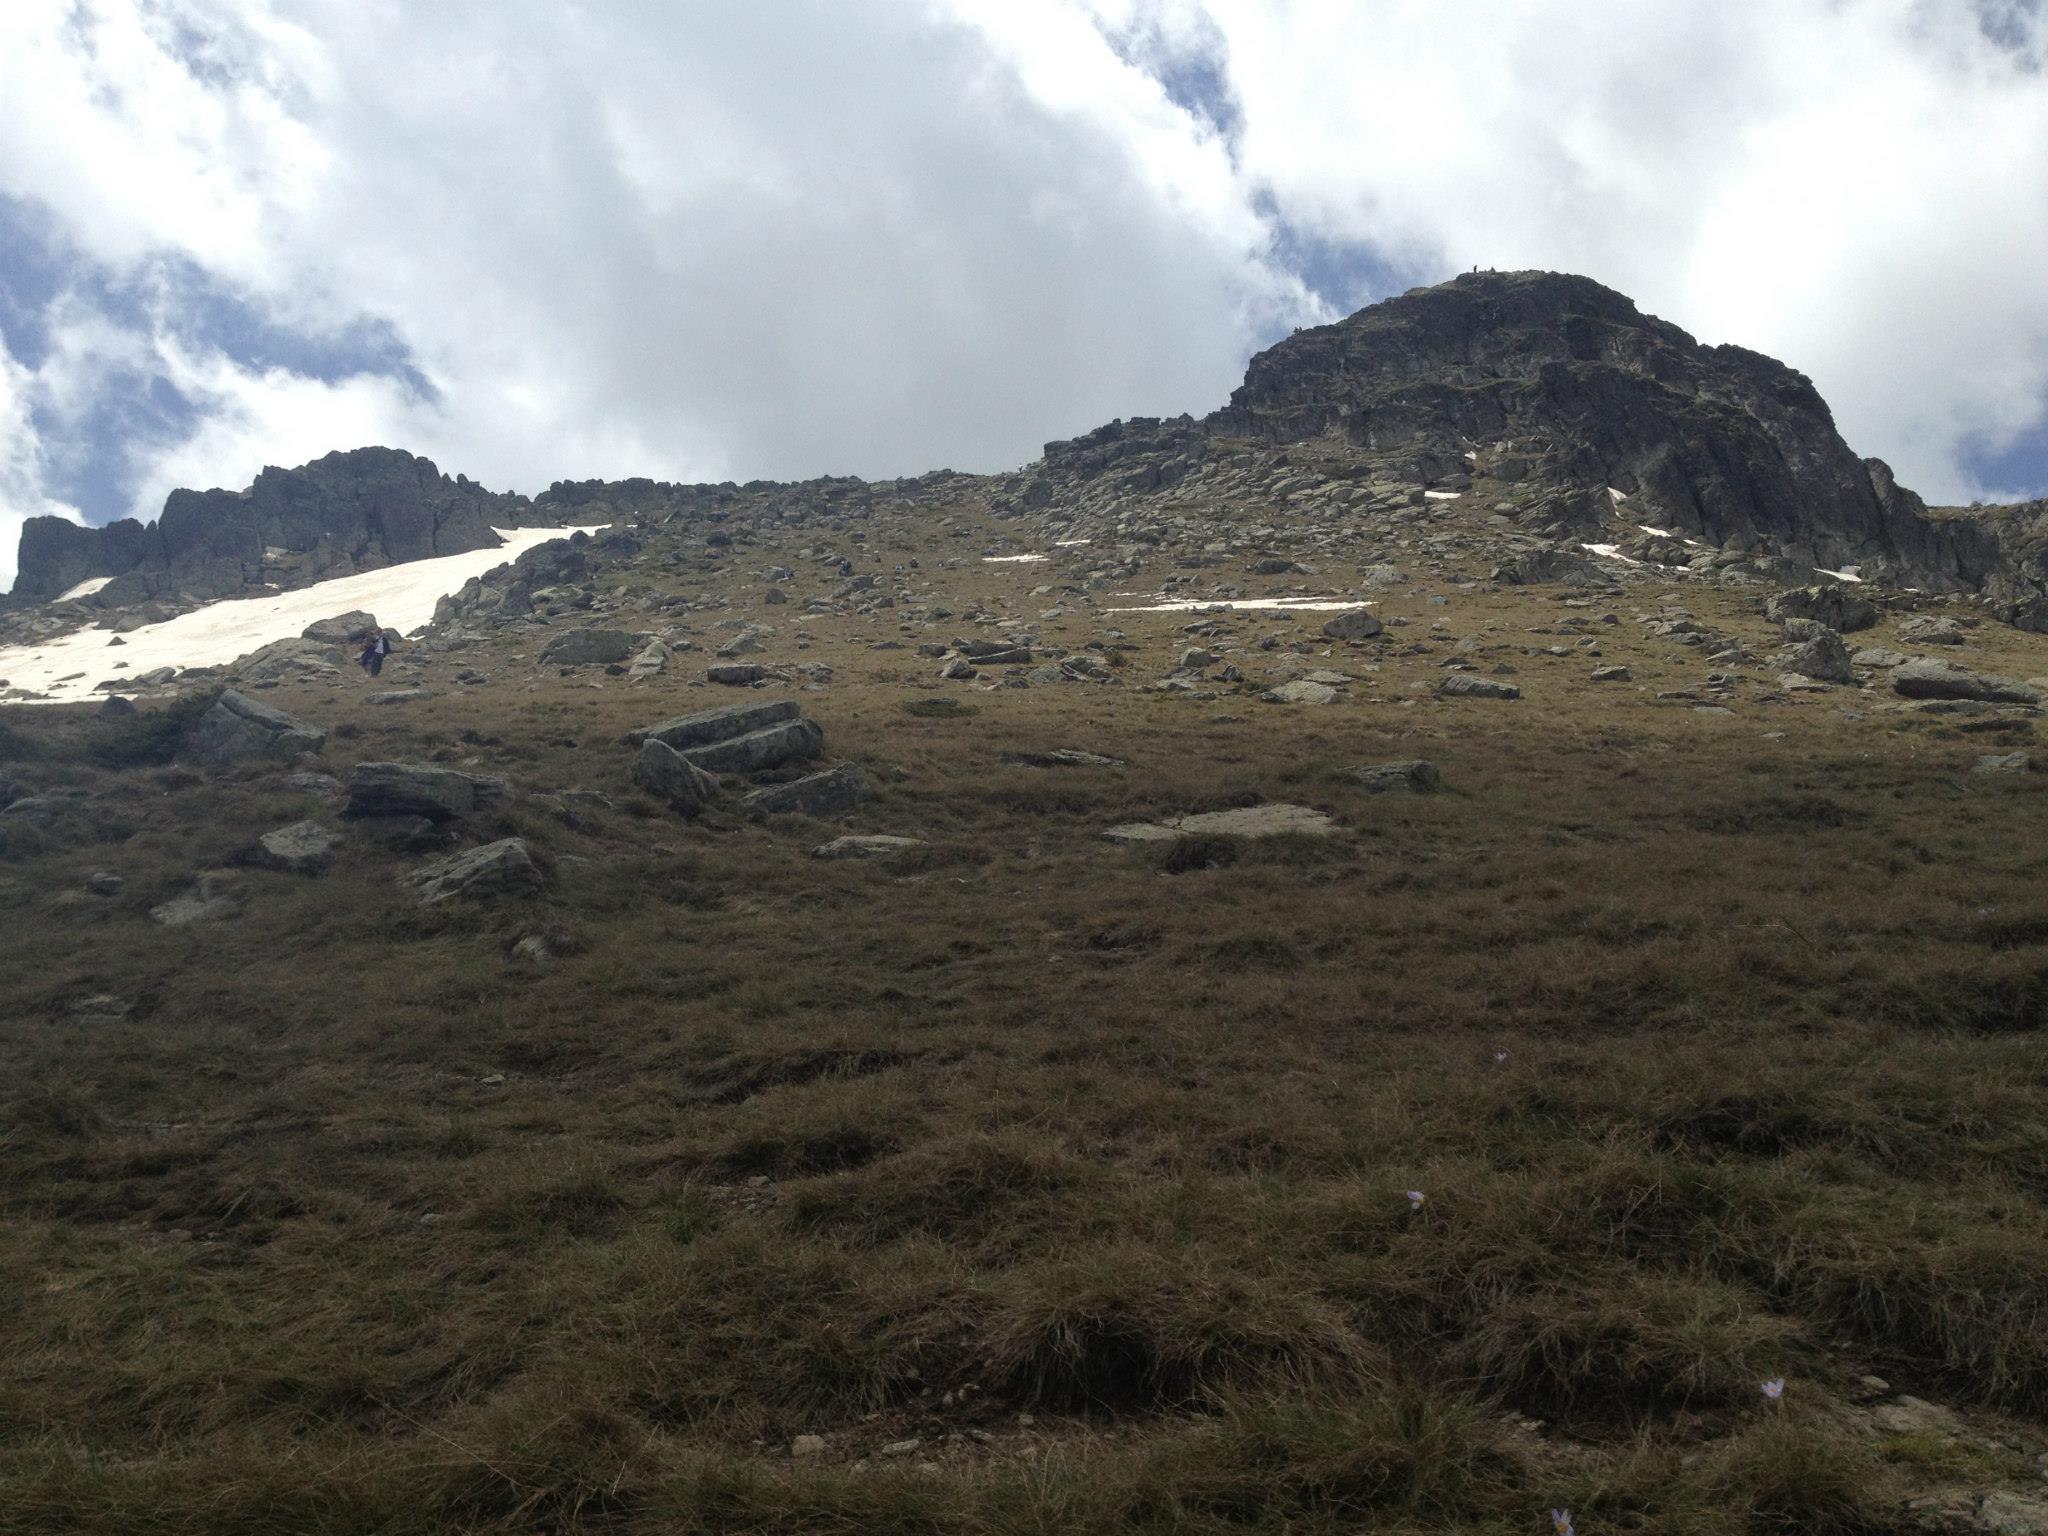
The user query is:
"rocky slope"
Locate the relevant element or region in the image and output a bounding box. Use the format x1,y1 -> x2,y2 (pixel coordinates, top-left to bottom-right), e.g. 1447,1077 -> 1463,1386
14,271 -> 2048,629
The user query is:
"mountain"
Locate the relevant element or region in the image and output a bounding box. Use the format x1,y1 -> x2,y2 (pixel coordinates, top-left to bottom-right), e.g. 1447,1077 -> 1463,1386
14,272 -> 2048,625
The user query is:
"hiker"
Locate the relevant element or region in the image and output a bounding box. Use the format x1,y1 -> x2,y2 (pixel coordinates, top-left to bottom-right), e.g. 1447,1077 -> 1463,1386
358,629 -> 392,678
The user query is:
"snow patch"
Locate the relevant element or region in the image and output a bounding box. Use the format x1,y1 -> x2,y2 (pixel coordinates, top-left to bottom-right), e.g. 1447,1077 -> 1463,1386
1053,538 -> 1091,546
56,576 -> 114,602
1423,490 -> 1462,501
982,554 -> 1049,563
1107,595 -> 1374,615
0,525 -> 604,705
1638,525 -> 1679,538
1581,543 -> 1642,565
1607,487 -> 1629,503
1817,566 -> 1865,584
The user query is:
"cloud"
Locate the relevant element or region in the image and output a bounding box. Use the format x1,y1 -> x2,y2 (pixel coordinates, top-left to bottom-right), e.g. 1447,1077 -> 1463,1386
3,0 -> 2048,593
0,335 -> 84,595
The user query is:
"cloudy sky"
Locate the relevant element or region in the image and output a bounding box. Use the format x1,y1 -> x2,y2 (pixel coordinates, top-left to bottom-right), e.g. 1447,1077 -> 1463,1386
2,0 -> 2046,591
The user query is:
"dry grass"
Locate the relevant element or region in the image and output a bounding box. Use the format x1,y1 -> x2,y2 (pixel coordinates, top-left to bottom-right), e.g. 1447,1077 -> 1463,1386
3,506 -> 2047,1531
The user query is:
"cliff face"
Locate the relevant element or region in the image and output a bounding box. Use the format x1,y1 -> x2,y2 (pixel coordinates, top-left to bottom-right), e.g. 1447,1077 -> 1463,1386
10,447 -> 543,604
1202,270 -> 2000,584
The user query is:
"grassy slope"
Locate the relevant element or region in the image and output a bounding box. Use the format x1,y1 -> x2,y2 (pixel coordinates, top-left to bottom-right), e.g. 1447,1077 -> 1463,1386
3,503 -> 2047,1533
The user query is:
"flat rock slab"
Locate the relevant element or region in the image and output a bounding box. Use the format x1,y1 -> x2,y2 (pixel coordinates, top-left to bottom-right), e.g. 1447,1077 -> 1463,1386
367,689 -> 428,705
251,820 -> 340,873
1439,674 -> 1522,700
404,837 -> 543,905
627,699 -> 801,750
812,835 -> 925,859
706,664 -> 768,685
1005,749 -> 1125,768
1263,680 -> 1338,705
633,738 -> 720,813
346,762 -> 510,821
1104,803 -> 1336,843
541,629 -> 638,666
1351,760 -> 1441,794
746,763 -> 870,816
682,718 -> 824,774
183,688 -> 327,766
1893,658 -> 2040,705
1321,610 -> 1383,640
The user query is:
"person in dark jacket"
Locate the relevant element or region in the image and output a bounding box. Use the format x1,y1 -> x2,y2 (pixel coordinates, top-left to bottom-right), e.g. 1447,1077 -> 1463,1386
358,630 -> 393,677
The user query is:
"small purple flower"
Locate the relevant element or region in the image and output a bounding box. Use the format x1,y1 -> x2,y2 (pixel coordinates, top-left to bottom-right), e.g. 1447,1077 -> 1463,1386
1761,1377 -> 1785,1401
1552,1509 -> 1575,1536
1406,1190 -> 1425,1211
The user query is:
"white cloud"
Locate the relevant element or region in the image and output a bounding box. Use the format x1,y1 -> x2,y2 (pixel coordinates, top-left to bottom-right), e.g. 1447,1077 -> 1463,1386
0,337 -> 85,596
3,0 -> 2048,594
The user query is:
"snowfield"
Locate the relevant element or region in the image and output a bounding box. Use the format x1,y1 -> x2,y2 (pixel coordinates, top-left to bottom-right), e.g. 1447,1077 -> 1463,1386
0,525 -> 604,705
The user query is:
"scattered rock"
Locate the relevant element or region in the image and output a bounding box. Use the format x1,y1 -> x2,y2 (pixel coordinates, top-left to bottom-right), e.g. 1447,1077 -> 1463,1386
681,718 -> 825,774
1899,615 -> 1967,646
151,872 -> 239,926
345,762 -> 511,821
1263,680 -> 1338,704
404,838 -> 544,905
1104,803 -> 1335,842
1972,752 -> 2032,778
1780,627 -> 1855,685
633,739 -> 721,814
812,835 -> 925,859
300,611 -> 381,645
707,663 -> 768,685
1004,749 -> 1124,768
1322,609 -> 1383,640
540,629 -> 638,666
627,700 -> 802,750
367,689 -> 428,705
1767,586 -> 1878,633
183,689 -> 327,767
746,763 -> 870,816
1892,659 -> 2041,705
1439,674 -> 1522,700
249,820 -> 341,873
1590,665 -> 1632,682
1350,760 -> 1441,793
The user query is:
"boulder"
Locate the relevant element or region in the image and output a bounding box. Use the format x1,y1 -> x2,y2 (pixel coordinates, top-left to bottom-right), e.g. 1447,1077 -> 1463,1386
1500,548 -> 1609,587
1105,803 -> 1336,843
249,820 -> 340,873
1263,680 -> 1338,704
345,762 -> 510,820
301,611 -> 380,645
1350,760 -> 1441,794
1766,586 -> 1878,633
1891,659 -> 2041,705
1780,627 -> 1855,685
1898,615 -> 1966,646
745,763 -> 870,816
1438,674 -> 1522,700
1322,609 -> 1383,640
627,700 -> 802,750
633,739 -> 720,813
1972,752 -> 2032,778
404,838 -> 544,905
151,871 -> 239,926
707,663 -> 768,685
812,835 -> 925,859
1590,665 -> 1633,682
232,637 -> 345,683
541,628 -> 637,666
183,689 -> 327,766
680,718 -> 825,774
627,640 -> 670,679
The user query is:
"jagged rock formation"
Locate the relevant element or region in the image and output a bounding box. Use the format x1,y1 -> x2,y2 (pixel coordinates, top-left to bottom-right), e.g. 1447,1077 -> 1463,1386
9,448 -> 546,605
1004,270 -> 2018,601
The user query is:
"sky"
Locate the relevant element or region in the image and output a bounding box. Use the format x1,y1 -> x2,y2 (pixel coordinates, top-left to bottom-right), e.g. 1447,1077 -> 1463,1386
2,1 -> 2046,592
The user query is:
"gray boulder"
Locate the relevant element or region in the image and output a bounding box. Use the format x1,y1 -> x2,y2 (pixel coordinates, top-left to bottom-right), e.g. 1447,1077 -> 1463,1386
707,663 -> 768,685
1322,609 -> 1383,640
1780,627 -> 1855,685
1351,760 -> 1441,794
249,820 -> 340,873
1499,548 -> 1609,587
540,629 -> 637,666
1766,586 -> 1878,633
1263,680 -> 1338,705
1439,674 -> 1522,700
632,739 -> 720,813
745,763 -> 870,816
301,611 -> 380,645
812,834 -> 925,859
404,838 -> 544,905
183,689 -> 327,766
345,762 -> 510,820
626,700 -> 801,750
1892,659 -> 2041,705
680,718 -> 825,774
1898,615 -> 1966,646
1972,752 -> 2032,778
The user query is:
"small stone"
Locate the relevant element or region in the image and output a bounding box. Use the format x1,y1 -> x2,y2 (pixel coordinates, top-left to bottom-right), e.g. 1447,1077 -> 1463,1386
791,1434 -> 828,1458
880,1439 -> 921,1457
1590,665 -> 1632,682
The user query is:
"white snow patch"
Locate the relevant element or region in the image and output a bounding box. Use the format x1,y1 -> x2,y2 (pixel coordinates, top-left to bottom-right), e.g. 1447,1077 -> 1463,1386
1817,566 -> 1865,584
1638,525 -> 1679,538
1106,595 -> 1374,615
1053,538 -> 1091,546
1581,543 -> 1642,565
1423,490 -> 1462,501
0,525 -> 604,705
1462,451 -> 1478,461
56,576 -> 114,602
982,554 -> 1049,563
